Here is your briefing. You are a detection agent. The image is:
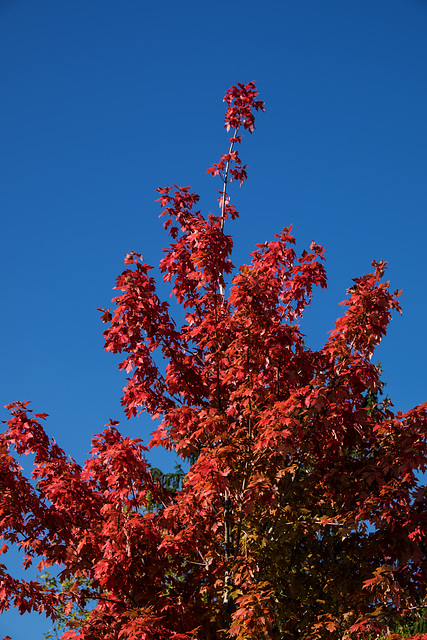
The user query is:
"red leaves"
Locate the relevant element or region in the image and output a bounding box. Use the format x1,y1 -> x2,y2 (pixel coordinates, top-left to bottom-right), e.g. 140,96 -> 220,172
2,81 -> 427,640
325,260 -> 402,364
229,226 -> 326,329
223,81 -> 265,133
206,150 -> 247,185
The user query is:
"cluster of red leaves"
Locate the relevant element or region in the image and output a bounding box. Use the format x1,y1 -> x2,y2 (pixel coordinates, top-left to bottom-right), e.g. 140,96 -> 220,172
1,82 -> 427,640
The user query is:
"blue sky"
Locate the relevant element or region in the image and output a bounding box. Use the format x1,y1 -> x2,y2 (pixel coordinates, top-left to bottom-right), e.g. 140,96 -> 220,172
1,0 -> 427,637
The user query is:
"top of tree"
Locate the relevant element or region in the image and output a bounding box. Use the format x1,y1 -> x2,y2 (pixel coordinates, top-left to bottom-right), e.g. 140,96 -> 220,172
1,81 -> 427,640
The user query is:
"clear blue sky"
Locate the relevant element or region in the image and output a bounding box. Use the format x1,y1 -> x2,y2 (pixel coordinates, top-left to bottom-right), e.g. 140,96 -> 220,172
1,1 -> 427,637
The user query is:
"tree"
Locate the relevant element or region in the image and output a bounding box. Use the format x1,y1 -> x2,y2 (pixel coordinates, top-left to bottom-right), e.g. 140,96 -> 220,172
1,81 -> 427,640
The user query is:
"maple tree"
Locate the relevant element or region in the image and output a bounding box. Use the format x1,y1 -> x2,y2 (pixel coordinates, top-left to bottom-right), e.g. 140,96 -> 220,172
1,81 -> 427,640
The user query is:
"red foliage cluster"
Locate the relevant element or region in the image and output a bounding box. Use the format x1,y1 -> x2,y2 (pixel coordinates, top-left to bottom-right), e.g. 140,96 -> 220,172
1,82 -> 427,639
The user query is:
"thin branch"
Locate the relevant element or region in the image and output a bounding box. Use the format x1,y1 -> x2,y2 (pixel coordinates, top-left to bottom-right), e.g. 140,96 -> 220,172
218,126 -> 239,298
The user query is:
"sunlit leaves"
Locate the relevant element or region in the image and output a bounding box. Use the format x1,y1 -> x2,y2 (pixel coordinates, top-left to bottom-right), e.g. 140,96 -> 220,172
1,82 -> 426,640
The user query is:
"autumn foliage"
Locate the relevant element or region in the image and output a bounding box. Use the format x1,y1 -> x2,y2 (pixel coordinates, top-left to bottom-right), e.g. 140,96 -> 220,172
2,82 -> 427,640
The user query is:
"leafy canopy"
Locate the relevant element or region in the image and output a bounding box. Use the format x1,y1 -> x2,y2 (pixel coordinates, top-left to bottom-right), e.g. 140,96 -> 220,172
1,82 -> 427,640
